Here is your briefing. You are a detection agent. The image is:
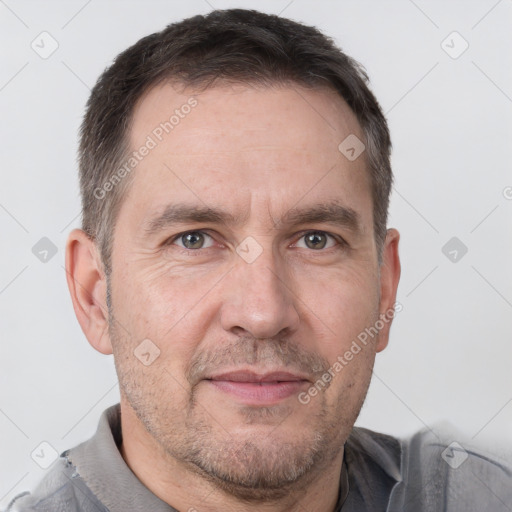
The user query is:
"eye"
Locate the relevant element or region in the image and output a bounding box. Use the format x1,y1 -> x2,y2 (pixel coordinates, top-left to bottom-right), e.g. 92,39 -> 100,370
172,231 -> 215,250
295,231 -> 339,250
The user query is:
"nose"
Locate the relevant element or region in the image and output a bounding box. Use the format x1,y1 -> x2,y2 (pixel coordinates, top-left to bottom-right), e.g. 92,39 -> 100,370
220,246 -> 300,339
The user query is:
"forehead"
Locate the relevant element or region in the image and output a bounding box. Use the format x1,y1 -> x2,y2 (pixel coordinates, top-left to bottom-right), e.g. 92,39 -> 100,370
122,82 -> 372,229
131,81 -> 364,154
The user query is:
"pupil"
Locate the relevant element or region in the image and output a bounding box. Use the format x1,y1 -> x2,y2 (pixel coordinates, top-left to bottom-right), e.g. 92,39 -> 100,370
306,232 -> 326,249
184,232 -> 203,249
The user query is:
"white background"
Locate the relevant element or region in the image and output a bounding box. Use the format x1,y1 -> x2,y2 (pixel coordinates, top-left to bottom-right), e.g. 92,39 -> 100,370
1,0 -> 511,507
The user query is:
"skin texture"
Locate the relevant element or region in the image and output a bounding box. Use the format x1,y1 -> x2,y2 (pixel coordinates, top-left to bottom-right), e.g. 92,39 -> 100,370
66,82 -> 401,512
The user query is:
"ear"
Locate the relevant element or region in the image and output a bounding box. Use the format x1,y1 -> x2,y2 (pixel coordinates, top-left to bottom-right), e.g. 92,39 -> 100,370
65,229 -> 112,355
375,228 -> 401,353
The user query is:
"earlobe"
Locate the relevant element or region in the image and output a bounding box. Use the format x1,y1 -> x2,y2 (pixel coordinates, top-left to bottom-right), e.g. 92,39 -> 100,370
65,229 -> 113,355
376,228 -> 401,353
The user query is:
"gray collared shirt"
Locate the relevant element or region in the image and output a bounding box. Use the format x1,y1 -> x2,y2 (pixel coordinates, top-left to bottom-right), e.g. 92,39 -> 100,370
8,403 -> 512,511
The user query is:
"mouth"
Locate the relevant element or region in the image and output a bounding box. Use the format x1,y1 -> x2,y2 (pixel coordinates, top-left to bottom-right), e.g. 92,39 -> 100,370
204,370 -> 310,405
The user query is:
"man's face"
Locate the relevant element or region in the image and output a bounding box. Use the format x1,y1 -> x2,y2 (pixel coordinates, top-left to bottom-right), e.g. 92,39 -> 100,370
107,82 -> 391,497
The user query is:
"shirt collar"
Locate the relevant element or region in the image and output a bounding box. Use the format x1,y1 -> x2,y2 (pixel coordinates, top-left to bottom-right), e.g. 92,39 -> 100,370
340,427 -> 402,510
64,403 -> 176,512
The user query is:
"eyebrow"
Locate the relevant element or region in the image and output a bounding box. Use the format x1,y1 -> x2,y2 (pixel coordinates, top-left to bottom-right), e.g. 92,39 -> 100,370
144,204 -> 247,236
279,202 -> 361,233
143,201 -> 361,237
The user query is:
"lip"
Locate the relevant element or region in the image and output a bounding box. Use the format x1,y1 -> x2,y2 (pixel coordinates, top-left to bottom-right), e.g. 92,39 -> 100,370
209,370 -> 309,383
205,370 -> 310,405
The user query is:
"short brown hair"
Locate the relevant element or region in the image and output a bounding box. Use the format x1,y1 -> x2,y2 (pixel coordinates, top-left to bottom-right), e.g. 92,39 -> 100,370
79,8 -> 392,272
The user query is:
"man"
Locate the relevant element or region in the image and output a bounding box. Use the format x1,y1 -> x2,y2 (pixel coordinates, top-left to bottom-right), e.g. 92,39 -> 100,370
9,8 -> 511,512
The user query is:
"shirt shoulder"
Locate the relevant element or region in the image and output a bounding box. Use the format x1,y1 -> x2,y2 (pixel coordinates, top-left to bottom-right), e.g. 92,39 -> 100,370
5,455 -> 109,512
391,425 -> 512,511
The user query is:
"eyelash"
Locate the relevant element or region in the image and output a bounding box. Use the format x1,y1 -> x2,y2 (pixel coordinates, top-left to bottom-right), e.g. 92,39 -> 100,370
166,230 -> 347,254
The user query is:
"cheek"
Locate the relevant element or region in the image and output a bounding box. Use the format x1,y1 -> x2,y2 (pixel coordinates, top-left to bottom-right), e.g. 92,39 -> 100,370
317,310 -> 377,417
112,258 -> 218,334
109,260 -> 223,380
295,263 -> 380,413
330,348 -> 375,425
295,263 -> 380,354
